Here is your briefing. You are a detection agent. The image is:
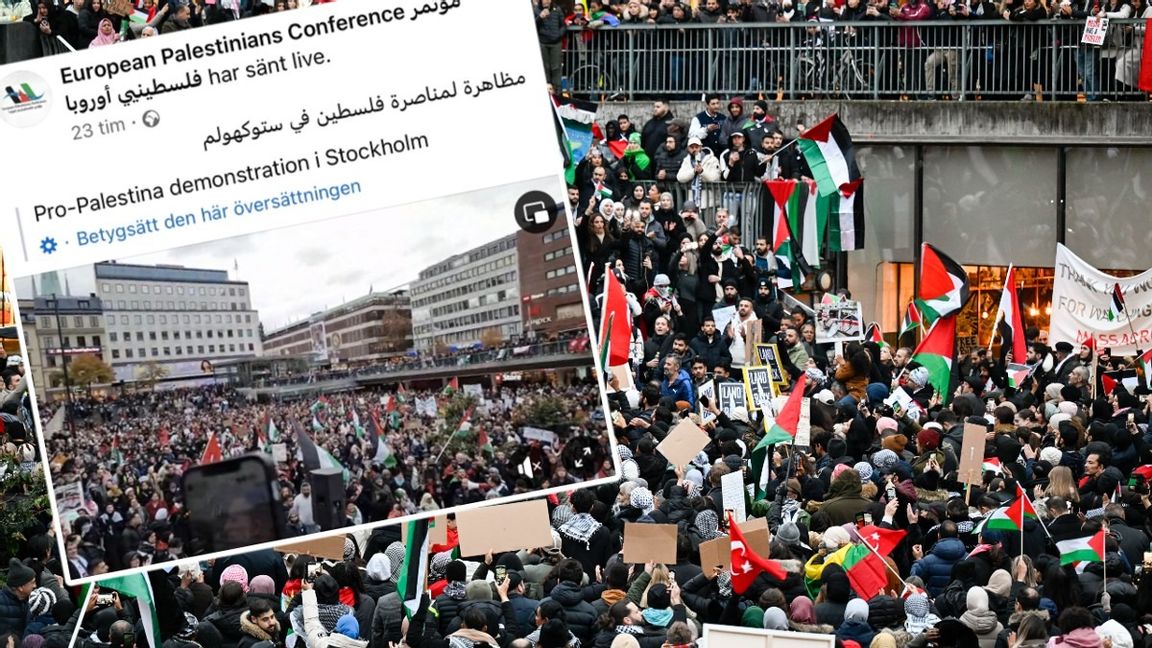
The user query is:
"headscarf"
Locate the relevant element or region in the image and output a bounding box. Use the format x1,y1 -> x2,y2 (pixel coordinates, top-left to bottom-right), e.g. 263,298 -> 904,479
791,597 -> 818,625
366,553 -> 392,582
986,570 -> 1012,598
741,605 -> 766,628
89,18 -> 120,47
694,510 -> 724,539
763,607 -> 790,631
385,541 -> 405,583
845,598 -> 870,623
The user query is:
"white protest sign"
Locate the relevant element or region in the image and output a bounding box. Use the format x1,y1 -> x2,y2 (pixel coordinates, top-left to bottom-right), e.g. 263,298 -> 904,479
721,470 -> 747,523
271,443 -> 288,463
1050,244 -> 1152,355
1081,17 -> 1109,46
521,426 -> 558,445
712,305 -> 737,339
463,383 -> 484,401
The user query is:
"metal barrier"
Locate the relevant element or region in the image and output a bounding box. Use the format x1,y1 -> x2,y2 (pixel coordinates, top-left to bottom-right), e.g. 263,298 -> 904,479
563,20 -> 1149,101
629,180 -> 768,242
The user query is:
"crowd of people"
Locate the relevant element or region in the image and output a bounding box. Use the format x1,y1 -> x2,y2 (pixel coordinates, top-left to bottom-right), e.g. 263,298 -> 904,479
537,0 -> 1152,100
45,378 -> 610,581
0,348 -> 86,647
19,0 -> 335,58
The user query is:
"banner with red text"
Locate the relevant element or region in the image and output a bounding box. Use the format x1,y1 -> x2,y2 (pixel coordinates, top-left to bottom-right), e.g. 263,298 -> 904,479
1051,244 -> 1152,355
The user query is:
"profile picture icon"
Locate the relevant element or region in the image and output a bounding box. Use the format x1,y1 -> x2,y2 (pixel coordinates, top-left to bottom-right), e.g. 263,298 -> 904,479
200,360 -> 214,374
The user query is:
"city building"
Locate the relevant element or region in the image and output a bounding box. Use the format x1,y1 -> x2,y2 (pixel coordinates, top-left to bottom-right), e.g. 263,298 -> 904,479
92,262 -> 263,383
262,290 -> 413,368
17,299 -> 45,393
409,233 -> 521,354
516,216 -> 588,339
23,294 -> 106,388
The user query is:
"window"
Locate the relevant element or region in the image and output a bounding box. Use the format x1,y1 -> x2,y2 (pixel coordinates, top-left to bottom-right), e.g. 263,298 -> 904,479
163,347 -> 170,355
110,332 -> 118,342
134,315 -> 142,325
131,301 -> 139,309
142,286 -> 150,294
161,331 -> 169,340
125,349 -> 133,358
207,330 -> 213,338
248,343 -> 254,351
199,287 -> 206,295
149,332 -> 157,341
177,287 -> 184,295
229,288 -> 236,296
159,315 -> 167,325
151,348 -> 158,357
208,345 -> 215,353
120,315 -> 129,325
77,335 -> 86,347
147,315 -> 155,325
138,348 -> 145,357
116,284 -> 124,293
101,283 -> 111,293
136,332 -> 144,341
129,285 -> 136,293
89,316 -> 98,327
187,346 -> 193,354
112,349 -> 120,359
118,300 -> 125,309
229,344 -> 236,352
166,286 -> 173,295
175,347 -> 182,355
93,335 -> 101,347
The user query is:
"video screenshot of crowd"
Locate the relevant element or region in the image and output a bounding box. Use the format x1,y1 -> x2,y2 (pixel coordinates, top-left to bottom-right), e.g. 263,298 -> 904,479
62,115 -> 1152,648
6,0 -> 336,60
534,0 -> 1152,101
0,259 -> 86,646
21,181 -> 613,583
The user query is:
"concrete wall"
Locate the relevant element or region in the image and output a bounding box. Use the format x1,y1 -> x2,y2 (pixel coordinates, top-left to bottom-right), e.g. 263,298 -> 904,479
600,100 -> 1152,145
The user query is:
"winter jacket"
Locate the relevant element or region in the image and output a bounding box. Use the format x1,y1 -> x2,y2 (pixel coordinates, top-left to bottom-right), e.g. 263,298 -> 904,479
444,600 -> 503,637
545,580 -> 599,646
371,592 -> 404,648
302,589 -> 368,648
961,609 -> 1003,648
237,610 -> 280,648
39,608 -> 81,648
0,588 -> 25,634
535,4 -> 566,44
206,602 -> 247,647
675,151 -> 722,184
838,619 -> 876,647
428,588 -> 469,637
689,331 -> 732,372
659,369 -> 695,409
910,537 -> 967,597
1047,627 -> 1102,648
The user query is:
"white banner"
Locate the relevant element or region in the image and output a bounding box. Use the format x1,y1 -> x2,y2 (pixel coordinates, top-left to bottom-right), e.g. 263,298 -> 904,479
521,426 -> 558,445
1051,244 -> 1152,355
463,383 -> 484,401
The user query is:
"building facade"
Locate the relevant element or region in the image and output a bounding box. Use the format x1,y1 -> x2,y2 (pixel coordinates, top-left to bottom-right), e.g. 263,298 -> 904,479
262,290 -> 413,368
516,216 -> 587,339
409,233 -> 521,354
92,262 -> 263,382
23,294 -> 106,388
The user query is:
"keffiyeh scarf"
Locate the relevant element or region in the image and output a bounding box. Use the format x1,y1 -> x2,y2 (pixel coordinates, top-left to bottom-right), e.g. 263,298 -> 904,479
558,513 -> 602,548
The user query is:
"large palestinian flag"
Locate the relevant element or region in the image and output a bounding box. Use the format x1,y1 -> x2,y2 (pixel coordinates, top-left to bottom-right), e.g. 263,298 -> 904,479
910,314 -> 957,404
916,243 -> 971,326
797,113 -> 859,197
994,265 -> 1027,362
827,177 -> 865,252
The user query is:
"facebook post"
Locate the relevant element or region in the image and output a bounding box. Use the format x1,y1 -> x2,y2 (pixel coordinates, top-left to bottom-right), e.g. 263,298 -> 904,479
0,0 -> 620,589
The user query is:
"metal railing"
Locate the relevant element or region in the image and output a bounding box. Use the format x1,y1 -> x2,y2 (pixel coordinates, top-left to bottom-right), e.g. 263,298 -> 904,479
562,20 -> 1149,101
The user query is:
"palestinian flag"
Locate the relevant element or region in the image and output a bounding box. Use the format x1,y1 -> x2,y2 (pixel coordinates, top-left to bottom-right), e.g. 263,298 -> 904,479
266,414 -> 280,443
309,398 -> 329,417
910,314 -> 957,404
1137,349 -> 1152,389
100,574 -> 161,648
797,113 -> 859,197
598,264 -> 633,371
729,512 -> 787,593
981,457 -> 1002,475
916,243 -> 971,326
994,265 -> 1027,362
554,96 -> 599,185
200,432 -> 222,465
368,413 -> 398,469
1106,283 -> 1126,322
594,180 -> 613,199
827,177 -> 866,252
292,419 -> 348,482
864,322 -> 886,348
396,383 -> 409,404
900,302 -> 923,339
1102,369 -> 1140,396
477,427 -> 492,454
606,139 -> 629,161
456,407 -> 474,436
442,377 -> 459,396
111,437 -> 124,466
351,410 -> 366,441
398,518 -> 431,618
1006,363 -> 1034,389
983,484 -> 1038,531
844,526 -> 906,599
750,374 -> 808,499
763,180 -> 815,290
1057,530 -> 1106,566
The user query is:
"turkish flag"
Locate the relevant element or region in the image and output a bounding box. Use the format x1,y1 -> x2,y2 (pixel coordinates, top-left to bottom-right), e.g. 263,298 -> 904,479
729,512 -> 787,594
855,525 -> 907,555
200,432 -> 223,465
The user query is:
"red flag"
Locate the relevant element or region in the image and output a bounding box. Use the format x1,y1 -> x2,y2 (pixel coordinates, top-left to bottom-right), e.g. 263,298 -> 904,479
158,426 -> 169,447
1101,372 -> 1117,396
599,265 -> 633,368
729,512 -> 786,593
607,139 -> 628,161
855,525 -> 907,555
200,432 -> 222,465
1140,18 -> 1152,92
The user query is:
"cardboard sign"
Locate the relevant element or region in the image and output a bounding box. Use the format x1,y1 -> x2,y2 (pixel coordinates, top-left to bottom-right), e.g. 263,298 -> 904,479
697,517 -> 772,576
717,382 -> 748,418
656,418 -> 711,467
721,470 -> 747,523
744,367 -> 775,412
456,499 -> 553,557
756,344 -> 788,386
429,515 -> 449,547
957,422 -> 988,485
275,533 -> 349,561
1081,16 -> 1109,46
271,443 -> 288,463
105,0 -> 134,16
698,380 -> 717,422
621,523 -> 679,564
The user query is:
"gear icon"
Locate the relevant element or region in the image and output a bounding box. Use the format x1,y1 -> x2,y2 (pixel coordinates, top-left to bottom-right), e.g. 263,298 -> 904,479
39,237 -> 57,254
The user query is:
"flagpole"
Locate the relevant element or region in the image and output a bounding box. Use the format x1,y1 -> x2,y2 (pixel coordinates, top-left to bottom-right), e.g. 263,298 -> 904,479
860,533 -> 911,594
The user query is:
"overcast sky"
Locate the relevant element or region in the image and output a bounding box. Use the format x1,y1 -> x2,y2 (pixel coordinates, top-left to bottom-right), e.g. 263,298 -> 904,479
16,178 -> 560,331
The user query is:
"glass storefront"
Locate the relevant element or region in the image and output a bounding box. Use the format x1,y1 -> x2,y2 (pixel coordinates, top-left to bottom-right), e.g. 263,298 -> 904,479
847,144 -> 1149,346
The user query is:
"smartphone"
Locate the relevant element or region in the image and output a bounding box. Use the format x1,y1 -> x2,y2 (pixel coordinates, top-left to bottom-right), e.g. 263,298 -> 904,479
855,512 -> 867,528
96,593 -> 115,606
886,483 -> 897,501
182,454 -> 285,553
863,513 -> 873,525
495,565 -> 507,584
307,563 -> 322,581
1129,413 -> 1136,425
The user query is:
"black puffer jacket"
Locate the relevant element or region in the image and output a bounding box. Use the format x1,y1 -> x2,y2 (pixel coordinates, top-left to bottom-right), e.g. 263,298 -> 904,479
0,588 -> 24,635
867,595 -> 906,630
545,580 -> 599,646
446,599 -> 504,636
428,588 -> 468,637
205,602 -> 246,647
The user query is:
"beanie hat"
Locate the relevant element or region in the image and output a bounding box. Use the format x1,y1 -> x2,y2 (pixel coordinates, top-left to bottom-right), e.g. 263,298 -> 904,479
630,487 -> 654,511
1058,401 -> 1079,416
877,417 -> 899,435
446,560 -> 467,582
846,598 -> 870,623
466,580 -> 494,601
905,593 -> 930,619
176,612 -> 199,640
854,462 -> 874,481
742,605 -> 766,628
1039,446 -> 1063,465
646,583 -> 671,610
786,478 -> 802,496
220,564 -> 249,592
335,614 -> 359,639
777,523 -> 802,545
832,464 -> 851,481
20,636 -> 43,648
28,587 -> 55,617
250,575 -> 276,595
872,449 -> 899,472
966,586 -> 989,612
1097,620 -> 1135,648
6,559 -> 34,588
917,429 -> 941,451
882,435 -> 909,454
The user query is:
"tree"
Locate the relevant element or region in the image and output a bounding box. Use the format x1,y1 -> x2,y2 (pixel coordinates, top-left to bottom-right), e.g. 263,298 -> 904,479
480,327 -> 504,349
136,361 -> 170,391
515,392 -> 574,428
66,354 -> 115,393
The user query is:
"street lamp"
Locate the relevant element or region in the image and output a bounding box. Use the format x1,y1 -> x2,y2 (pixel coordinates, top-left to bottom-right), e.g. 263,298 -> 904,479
51,294 -> 75,433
